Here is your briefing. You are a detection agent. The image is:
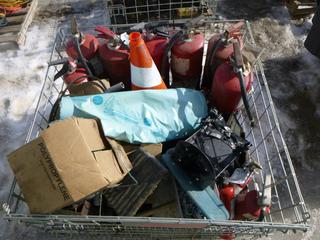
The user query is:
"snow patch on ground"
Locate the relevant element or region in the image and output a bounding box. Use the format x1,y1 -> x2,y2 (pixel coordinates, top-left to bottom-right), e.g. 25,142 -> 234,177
0,1 -> 109,239
0,18 -> 57,240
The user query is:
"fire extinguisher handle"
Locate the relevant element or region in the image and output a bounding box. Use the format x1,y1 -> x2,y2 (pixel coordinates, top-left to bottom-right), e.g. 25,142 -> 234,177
95,25 -> 116,39
227,21 -> 245,36
233,41 -> 243,68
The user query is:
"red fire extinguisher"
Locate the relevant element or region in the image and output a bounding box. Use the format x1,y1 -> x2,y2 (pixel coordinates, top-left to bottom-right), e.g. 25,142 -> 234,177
235,175 -> 272,221
171,31 -> 204,88
202,22 -> 245,92
95,26 -> 131,90
50,58 -> 89,85
235,190 -> 271,221
66,17 -> 99,61
219,181 -> 251,219
66,33 -> 99,60
63,67 -> 88,85
219,161 -> 263,217
219,184 -> 236,214
64,17 -> 99,80
211,41 -> 255,126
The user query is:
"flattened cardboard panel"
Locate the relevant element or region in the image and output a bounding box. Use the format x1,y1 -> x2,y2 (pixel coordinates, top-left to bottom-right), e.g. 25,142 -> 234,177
106,138 -> 132,174
75,118 -> 105,151
104,148 -> 167,216
94,150 -> 124,184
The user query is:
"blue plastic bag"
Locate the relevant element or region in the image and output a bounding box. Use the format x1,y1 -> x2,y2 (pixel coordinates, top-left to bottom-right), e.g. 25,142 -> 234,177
59,88 -> 208,144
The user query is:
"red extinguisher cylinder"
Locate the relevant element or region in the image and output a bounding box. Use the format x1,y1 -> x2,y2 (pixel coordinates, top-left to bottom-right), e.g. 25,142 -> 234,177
219,184 -> 235,213
211,62 -> 253,114
202,34 -> 244,91
171,33 -> 204,87
235,190 -> 262,220
64,68 -> 88,85
66,34 -> 99,60
95,26 -> 131,89
202,22 -> 245,92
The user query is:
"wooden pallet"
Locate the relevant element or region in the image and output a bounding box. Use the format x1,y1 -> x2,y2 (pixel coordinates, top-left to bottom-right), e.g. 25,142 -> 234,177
285,0 -> 317,18
0,0 -> 38,46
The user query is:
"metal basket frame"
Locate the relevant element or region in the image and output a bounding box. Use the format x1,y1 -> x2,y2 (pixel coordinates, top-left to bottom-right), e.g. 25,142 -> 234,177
2,19 -> 310,239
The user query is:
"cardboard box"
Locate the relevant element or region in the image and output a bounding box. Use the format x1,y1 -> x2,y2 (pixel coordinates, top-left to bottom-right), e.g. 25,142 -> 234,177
7,117 -> 132,214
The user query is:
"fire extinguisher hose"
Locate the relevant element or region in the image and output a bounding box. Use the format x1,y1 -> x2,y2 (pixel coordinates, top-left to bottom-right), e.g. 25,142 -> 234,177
203,34 -> 226,89
49,75 -> 86,122
233,41 -> 255,127
74,36 -> 98,80
49,74 -> 93,122
161,30 -> 184,86
71,16 -> 97,80
159,17 -> 204,86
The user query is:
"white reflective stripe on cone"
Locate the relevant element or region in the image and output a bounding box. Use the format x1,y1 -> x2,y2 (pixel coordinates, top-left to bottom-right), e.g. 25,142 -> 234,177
131,62 -> 162,88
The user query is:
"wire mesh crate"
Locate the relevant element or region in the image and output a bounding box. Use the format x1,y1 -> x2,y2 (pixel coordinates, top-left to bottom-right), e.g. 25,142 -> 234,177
2,19 -> 310,239
106,0 -> 217,25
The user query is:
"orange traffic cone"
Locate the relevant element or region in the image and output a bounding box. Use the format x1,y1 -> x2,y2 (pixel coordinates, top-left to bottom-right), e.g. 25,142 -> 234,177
129,32 -> 167,90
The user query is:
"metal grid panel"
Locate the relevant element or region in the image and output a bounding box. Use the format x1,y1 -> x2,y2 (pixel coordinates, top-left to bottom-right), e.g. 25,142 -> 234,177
107,0 -> 217,25
2,20 -> 309,239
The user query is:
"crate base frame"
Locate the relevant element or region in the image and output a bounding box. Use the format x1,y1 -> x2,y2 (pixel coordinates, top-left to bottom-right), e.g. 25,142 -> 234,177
2,212 -> 309,237
3,19 -> 310,238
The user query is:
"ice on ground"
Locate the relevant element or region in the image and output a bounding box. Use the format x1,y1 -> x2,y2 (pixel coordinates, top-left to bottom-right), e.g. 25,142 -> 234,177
0,1 -> 109,239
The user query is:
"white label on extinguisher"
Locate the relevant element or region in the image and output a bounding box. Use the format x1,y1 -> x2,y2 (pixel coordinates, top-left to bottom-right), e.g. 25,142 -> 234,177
171,55 -> 190,76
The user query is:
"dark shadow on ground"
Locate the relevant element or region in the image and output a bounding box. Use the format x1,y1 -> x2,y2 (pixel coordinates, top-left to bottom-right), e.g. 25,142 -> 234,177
217,0 -> 286,20
217,0 -> 314,38
263,53 -> 320,170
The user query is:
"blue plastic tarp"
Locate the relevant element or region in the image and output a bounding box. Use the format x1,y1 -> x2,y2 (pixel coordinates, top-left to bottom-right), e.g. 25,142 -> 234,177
59,88 -> 208,144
